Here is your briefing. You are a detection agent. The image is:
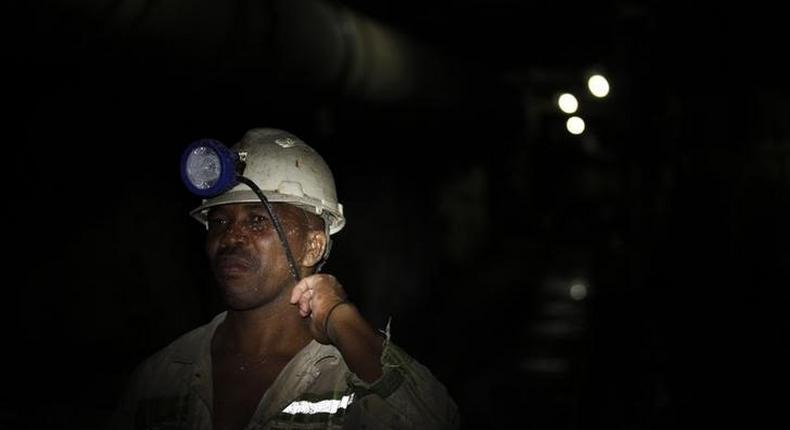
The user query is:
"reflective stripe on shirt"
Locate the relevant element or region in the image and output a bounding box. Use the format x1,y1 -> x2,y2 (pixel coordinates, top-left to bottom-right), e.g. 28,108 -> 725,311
281,393 -> 355,415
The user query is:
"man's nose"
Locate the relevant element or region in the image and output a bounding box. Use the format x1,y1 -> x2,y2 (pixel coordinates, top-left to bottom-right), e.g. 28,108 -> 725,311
220,220 -> 250,246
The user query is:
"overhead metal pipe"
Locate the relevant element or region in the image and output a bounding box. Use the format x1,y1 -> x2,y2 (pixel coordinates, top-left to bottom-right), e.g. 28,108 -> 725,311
54,0 -> 463,104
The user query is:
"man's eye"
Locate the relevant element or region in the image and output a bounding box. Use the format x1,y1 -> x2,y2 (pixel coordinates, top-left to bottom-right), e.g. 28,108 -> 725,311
250,215 -> 269,230
207,218 -> 227,230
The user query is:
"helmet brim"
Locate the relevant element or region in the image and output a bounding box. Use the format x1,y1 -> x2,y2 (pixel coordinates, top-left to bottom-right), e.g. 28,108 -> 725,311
189,189 -> 345,235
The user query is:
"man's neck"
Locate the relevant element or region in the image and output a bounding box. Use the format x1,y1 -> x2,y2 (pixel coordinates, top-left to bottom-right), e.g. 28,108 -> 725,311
214,296 -> 312,357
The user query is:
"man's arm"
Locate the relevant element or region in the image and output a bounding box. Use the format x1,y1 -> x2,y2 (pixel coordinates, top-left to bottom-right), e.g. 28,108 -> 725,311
291,274 -> 460,429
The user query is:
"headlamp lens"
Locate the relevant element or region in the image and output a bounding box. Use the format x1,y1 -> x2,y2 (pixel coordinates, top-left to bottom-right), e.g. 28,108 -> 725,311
185,146 -> 221,190
180,138 -> 239,197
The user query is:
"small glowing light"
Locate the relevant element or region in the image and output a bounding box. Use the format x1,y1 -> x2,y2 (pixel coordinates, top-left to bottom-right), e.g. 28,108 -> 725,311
587,74 -> 610,98
557,93 -> 578,114
569,282 -> 588,300
566,116 -> 585,135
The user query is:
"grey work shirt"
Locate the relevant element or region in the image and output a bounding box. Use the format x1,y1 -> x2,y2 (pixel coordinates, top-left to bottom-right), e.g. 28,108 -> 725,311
110,312 -> 459,429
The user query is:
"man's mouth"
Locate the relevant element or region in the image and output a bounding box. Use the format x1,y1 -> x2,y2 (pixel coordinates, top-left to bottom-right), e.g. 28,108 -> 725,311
214,254 -> 257,277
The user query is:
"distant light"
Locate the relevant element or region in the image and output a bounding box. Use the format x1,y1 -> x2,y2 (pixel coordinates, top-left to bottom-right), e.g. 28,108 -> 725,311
566,116 -> 585,135
569,282 -> 588,300
587,74 -> 610,98
557,93 -> 578,114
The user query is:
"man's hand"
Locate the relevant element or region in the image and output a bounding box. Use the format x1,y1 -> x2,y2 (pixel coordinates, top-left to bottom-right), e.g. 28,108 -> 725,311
290,273 -> 385,382
289,274 -> 349,344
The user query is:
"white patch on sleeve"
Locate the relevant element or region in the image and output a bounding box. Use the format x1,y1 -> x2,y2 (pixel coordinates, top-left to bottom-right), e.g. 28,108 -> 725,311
281,393 -> 355,415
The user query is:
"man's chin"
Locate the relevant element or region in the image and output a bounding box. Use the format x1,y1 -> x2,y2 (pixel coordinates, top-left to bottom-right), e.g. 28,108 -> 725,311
218,285 -> 274,311
221,294 -> 263,311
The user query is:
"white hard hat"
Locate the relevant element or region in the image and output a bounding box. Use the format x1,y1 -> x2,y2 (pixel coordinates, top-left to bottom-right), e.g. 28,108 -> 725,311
189,128 -> 346,235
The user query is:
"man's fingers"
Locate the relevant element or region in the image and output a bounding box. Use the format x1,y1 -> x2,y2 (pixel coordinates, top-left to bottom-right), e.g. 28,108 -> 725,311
291,274 -> 344,320
289,278 -> 310,304
299,288 -> 314,317
291,278 -> 317,318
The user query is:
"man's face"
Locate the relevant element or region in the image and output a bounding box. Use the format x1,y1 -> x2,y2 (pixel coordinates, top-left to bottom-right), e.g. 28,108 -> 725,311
205,202 -> 307,310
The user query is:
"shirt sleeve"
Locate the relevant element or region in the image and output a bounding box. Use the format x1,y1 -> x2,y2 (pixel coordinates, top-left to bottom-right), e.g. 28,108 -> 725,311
346,339 -> 460,429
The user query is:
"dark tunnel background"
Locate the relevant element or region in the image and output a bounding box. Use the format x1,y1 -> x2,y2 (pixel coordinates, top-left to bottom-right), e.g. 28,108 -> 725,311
2,1 -> 789,429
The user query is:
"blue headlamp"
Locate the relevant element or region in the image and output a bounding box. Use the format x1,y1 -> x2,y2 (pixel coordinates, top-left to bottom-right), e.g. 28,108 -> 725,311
179,138 -> 240,198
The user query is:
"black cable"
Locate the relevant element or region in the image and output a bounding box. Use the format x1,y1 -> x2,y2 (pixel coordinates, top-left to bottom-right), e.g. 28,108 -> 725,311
237,176 -> 301,283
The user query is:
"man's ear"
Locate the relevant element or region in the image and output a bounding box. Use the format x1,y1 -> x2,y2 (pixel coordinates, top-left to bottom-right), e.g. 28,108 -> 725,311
301,230 -> 327,268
